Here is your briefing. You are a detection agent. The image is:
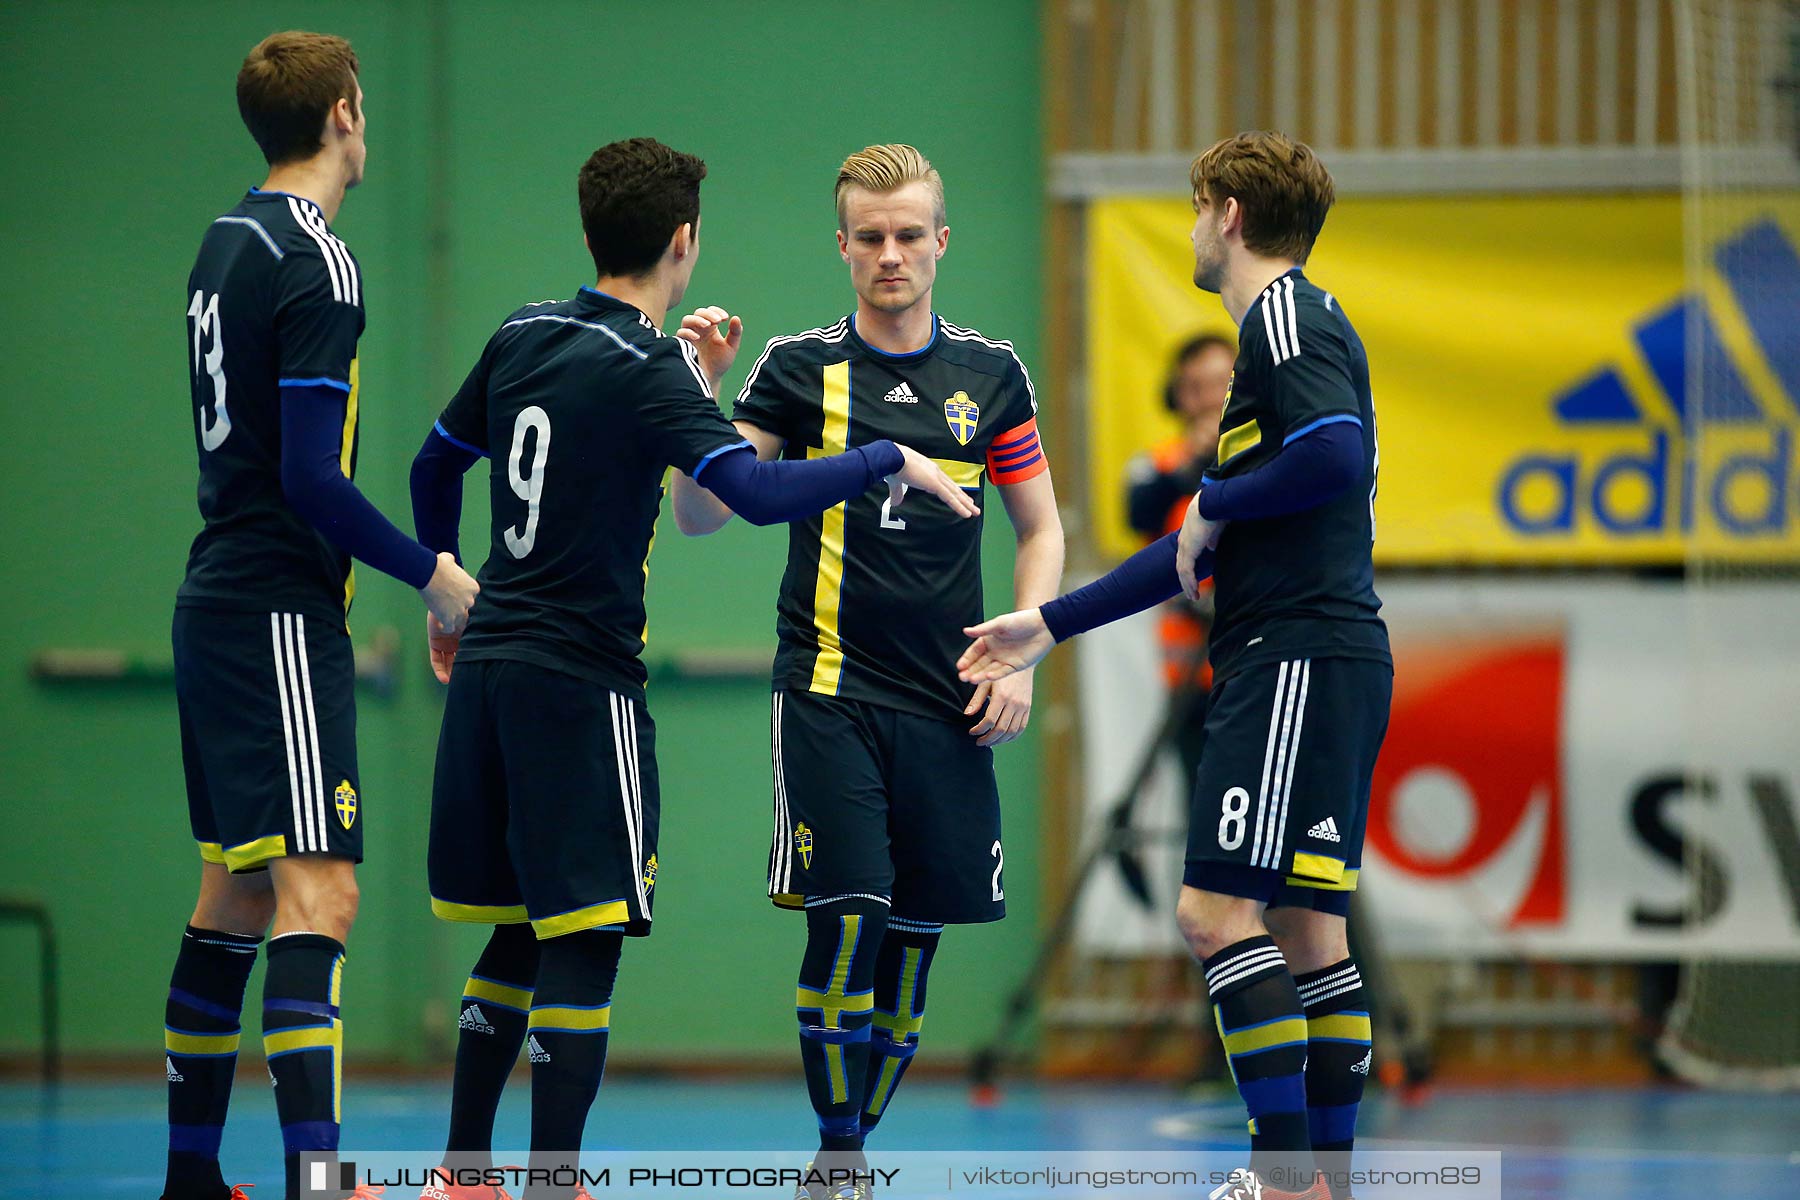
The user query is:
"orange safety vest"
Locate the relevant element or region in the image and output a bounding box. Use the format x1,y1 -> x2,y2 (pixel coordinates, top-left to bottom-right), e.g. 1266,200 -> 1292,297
1146,437 -> 1212,692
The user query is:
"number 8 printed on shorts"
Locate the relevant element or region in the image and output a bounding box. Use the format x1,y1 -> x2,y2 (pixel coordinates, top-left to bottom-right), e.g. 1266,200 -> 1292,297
1217,786 -> 1250,851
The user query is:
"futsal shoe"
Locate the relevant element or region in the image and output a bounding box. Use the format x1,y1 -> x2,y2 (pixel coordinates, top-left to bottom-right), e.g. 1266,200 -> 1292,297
791,1160 -> 827,1200
1207,1167 -> 1331,1200
418,1166 -> 512,1200
826,1182 -> 873,1200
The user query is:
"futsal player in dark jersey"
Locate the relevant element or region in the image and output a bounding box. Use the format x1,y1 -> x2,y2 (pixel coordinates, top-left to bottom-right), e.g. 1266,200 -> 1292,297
669,144 -> 1065,1199
406,138 -> 975,1200
163,31 -> 479,1200
959,132 -> 1387,1200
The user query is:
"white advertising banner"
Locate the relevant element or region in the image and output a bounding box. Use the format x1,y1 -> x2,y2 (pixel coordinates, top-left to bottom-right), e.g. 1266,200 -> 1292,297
1073,579 -> 1800,959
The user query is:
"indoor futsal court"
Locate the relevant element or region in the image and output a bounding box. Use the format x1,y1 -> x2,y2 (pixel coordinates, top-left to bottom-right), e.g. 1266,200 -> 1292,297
8,1081 -> 1799,1197
4,3 -> 1799,1200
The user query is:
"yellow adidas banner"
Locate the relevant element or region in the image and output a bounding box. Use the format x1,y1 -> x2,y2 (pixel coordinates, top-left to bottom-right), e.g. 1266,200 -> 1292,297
1087,194 -> 1800,564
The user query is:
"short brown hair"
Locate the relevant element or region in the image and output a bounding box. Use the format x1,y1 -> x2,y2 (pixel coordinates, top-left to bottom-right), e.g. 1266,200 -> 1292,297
834,144 -> 946,230
578,138 -> 707,278
1189,132 -> 1335,262
236,32 -> 360,166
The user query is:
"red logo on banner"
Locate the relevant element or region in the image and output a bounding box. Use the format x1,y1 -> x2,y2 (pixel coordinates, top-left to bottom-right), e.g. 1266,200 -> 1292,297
1368,635 -> 1566,926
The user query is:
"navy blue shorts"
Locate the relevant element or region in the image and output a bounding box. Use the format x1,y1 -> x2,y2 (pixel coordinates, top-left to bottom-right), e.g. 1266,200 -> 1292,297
429,659 -> 658,938
174,606 -> 361,873
1184,656 -> 1391,914
767,689 -> 1005,925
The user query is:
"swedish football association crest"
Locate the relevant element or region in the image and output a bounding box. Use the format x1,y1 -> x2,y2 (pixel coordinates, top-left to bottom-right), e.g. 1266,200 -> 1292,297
944,391 -> 979,446
794,822 -> 814,870
642,853 -> 658,892
334,780 -> 358,829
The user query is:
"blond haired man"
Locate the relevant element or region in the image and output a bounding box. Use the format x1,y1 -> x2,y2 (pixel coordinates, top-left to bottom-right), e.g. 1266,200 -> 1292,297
959,132 -> 1389,1200
672,144 -> 1064,1197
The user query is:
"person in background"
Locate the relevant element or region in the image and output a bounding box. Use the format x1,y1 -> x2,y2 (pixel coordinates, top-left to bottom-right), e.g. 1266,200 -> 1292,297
1124,332 -> 1236,781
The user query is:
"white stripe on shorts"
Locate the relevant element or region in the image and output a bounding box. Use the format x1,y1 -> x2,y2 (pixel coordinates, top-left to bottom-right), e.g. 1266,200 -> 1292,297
292,616 -> 328,851
609,693 -> 647,913
1264,659 -> 1312,871
1249,661 -> 1292,870
270,614 -> 308,852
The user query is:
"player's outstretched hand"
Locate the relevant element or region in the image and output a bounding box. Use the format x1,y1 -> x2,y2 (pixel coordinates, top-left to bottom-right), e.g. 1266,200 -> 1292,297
964,670 -> 1034,747
426,611 -> 460,684
421,551 -> 478,637
958,608 -> 1054,683
890,444 -> 980,518
673,305 -> 743,393
1176,493 -> 1225,601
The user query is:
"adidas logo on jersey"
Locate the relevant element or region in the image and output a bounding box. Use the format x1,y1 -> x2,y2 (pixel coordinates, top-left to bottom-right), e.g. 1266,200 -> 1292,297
1307,816 -> 1342,843
882,382 -> 920,404
528,1034 -> 551,1063
1352,1048 -> 1373,1075
459,1003 -> 496,1035
165,1056 -> 185,1083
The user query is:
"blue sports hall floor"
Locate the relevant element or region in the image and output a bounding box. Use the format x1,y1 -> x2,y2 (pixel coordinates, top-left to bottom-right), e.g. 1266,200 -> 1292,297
5,1077 -> 1796,1199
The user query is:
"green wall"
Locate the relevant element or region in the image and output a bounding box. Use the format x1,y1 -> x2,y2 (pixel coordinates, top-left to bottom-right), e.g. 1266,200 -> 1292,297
0,1 -> 1043,1067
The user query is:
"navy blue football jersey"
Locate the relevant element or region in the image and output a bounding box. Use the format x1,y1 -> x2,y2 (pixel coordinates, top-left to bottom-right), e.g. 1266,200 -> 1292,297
176,188 -> 366,622
1203,270 -> 1389,681
435,287 -> 750,700
733,314 -> 1046,721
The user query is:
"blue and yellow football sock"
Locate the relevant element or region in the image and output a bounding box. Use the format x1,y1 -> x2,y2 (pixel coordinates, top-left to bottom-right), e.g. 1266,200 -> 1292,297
447,921 -> 540,1163
1295,958 -> 1372,1199
797,897 -> 886,1169
262,931 -> 345,1200
860,919 -> 941,1141
1204,935 -> 1311,1174
525,928 -> 622,1198
162,925 -> 261,1200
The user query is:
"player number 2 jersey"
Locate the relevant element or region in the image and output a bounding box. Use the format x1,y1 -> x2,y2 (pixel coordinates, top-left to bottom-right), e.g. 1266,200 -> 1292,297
1203,269 -> 1390,682
734,314 -> 1048,721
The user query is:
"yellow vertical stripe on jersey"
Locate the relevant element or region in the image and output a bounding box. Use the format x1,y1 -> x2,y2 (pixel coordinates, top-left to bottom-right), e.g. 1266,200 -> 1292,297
641,498 -> 661,653
341,357 -> 361,612
808,361 -> 852,694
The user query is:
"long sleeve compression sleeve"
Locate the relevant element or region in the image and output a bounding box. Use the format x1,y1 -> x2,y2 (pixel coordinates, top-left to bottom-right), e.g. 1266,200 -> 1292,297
409,423 -> 482,562
280,385 -> 438,589
1038,533 -> 1213,643
692,440 -> 906,526
1197,419 -> 1362,522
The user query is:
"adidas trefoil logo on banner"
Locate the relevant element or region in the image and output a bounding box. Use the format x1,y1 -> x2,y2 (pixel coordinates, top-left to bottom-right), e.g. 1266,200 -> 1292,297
1352,1048 -> 1373,1075
882,381 -> 920,404
459,1004 -> 496,1035
165,1056 -> 185,1083
529,1035 -> 551,1063
1307,816 -> 1342,843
